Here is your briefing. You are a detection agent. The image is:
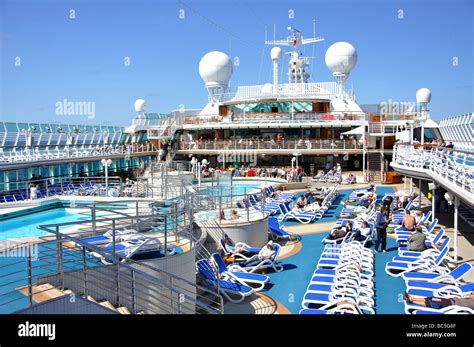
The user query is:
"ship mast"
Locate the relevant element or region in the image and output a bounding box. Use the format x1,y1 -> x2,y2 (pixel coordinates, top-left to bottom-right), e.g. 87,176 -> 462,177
265,26 -> 324,84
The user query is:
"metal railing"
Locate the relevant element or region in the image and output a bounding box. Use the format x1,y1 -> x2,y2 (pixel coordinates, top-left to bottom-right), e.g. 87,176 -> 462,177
0,176 -> 123,203
0,143 -> 157,166
392,144 -> 474,194
179,112 -> 366,126
0,197 -> 223,314
177,138 -> 363,151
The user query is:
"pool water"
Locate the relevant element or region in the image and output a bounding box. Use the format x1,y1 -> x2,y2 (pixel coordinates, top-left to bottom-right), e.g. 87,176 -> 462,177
0,208 -> 93,240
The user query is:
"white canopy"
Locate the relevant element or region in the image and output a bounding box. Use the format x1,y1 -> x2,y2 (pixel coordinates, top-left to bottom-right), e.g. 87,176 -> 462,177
424,118 -> 439,128
124,124 -> 148,134
341,125 -> 365,136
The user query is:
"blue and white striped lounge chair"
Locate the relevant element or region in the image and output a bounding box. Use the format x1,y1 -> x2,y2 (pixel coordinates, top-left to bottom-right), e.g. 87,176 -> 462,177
401,263 -> 472,284
398,229 -> 445,252
396,219 -> 439,243
92,237 -> 173,264
228,243 -> 284,273
196,259 -> 254,303
267,185 -> 294,201
268,217 -> 296,241
299,302 -> 361,315
394,210 -> 432,233
411,305 -> 474,315
278,203 -> 316,224
385,246 -> 449,277
406,282 -> 474,299
80,229 -> 139,246
219,239 -> 260,262
397,236 -> 450,259
245,197 -> 278,215
301,291 -> 375,314
312,264 -> 373,280
210,253 -> 269,291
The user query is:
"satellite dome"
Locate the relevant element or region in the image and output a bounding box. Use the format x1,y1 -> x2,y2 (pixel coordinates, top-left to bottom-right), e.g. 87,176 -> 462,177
199,51 -> 233,89
325,42 -> 357,77
134,99 -> 147,113
270,47 -> 283,61
261,83 -> 273,95
416,88 -> 431,103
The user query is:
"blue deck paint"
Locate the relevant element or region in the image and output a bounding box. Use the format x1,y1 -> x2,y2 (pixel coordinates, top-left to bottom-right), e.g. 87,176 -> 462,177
264,185 -> 406,314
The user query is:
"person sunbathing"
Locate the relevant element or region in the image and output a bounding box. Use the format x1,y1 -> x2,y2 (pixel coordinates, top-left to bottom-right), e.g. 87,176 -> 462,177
401,213 -> 416,231
229,209 -> 240,220
240,241 -> 276,267
414,210 -> 423,225
403,291 -> 474,310
305,201 -> 321,212
407,226 -> 427,251
222,237 -> 256,264
295,195 -> 307,210
328,222 -> 352,240
350,221 -> 372,242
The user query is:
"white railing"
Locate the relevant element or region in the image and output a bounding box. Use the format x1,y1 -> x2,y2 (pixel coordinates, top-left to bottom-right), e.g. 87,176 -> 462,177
0,143 -> 157,165
178,138 -> 363,151
393,144 -> 474,194
212,82 -> 352,102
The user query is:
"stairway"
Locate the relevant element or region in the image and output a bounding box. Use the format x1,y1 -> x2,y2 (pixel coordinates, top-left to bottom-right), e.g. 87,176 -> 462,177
17,283 -> 135,314
367,152 -> 382,182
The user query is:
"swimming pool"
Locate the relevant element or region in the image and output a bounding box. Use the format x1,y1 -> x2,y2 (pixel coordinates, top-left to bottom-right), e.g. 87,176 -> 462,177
0,208 -> 94,240
201,178 -> 284,196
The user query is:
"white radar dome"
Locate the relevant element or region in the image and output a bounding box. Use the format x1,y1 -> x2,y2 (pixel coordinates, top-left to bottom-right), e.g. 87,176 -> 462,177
416,88 -> 431,104
325,42 -> 357,77
270,47 -> 283,61
134,99 -> 147,113
199,51 -> 233,89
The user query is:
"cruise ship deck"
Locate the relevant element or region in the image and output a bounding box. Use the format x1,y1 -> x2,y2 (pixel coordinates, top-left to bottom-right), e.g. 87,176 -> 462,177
0,0 -> 473,344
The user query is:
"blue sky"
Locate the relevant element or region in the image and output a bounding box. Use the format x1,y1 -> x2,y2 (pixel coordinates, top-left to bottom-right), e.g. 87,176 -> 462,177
1,0 -> 472,125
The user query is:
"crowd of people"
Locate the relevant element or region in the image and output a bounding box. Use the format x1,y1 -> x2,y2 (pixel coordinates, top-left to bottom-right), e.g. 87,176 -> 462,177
229,165 -> 304,182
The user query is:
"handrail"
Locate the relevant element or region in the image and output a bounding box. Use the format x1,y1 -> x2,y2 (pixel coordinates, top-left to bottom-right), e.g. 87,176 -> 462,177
392,144 -> 474,195
177,138 -> 363,151
0,143 -> 157,165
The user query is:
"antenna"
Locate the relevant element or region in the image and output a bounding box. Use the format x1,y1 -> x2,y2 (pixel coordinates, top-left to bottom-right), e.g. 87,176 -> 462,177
265,25 -> 324,51
265,24 -> 324,84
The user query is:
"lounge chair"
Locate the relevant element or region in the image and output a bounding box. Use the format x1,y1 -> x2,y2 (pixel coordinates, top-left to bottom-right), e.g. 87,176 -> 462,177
91,237 -> 173,264
401,263 -> 472,284
268,217 -> 296,241
278,203 -> 316,224
406,282 -> 474,299
398,229 -> 445,252
210,253 -> 269,291
196,259 -> 254,303
301,291 -> 375,314
267,185 -> 294,201
385,246 -> 449,277
396,219 -> 439,243
228,243 -> 283,273
80,228 -> 139,246
397,236 -> 450,259
411,305 -> 474,314
219,238 -> 260,262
